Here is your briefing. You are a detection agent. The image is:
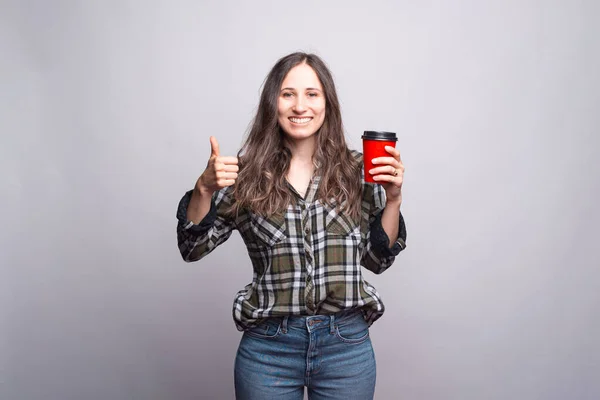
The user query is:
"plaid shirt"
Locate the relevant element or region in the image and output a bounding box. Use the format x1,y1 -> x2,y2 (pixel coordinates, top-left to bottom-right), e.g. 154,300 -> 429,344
176,151 -> 407,331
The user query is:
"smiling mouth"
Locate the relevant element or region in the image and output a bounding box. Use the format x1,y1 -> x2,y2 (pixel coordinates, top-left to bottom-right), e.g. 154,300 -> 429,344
289,117 -> 313,125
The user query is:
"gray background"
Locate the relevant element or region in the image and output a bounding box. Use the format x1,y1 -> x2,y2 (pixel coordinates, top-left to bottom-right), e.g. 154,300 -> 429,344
1,0 -> 599,399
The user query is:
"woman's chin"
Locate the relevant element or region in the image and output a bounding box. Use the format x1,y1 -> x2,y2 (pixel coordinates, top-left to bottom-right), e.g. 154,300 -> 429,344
282,126 -> 318,141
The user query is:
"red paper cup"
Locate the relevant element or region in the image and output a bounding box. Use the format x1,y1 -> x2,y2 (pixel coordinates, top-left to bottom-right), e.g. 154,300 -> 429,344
362,131 -> 398,183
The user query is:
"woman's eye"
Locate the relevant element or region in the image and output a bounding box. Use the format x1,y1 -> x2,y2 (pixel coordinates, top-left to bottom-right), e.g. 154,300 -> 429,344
307,92 -> 318,97
282,92 -> 293,98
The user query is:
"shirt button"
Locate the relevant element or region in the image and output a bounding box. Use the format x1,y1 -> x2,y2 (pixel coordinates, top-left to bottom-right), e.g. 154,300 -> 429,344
305,226 -> 311,235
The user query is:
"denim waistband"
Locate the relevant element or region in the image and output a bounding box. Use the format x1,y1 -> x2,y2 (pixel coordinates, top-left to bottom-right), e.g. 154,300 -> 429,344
275,309 -> 365,334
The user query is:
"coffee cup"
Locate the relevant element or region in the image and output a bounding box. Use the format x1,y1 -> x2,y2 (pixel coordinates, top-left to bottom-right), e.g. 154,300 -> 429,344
362,131 -> 397,183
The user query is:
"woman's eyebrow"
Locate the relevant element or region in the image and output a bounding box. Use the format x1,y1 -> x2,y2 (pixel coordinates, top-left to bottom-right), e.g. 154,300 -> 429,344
280,87 -> 322,92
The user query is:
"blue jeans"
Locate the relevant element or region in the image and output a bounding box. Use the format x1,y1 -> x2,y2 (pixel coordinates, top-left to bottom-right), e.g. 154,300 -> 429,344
234,309 -> 376,400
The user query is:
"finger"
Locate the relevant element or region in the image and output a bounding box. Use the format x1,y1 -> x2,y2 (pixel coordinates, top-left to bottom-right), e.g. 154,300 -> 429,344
216,171 -> 238,180
223,164 -> 239,173
220,179 -> 236,187
368,165 -> 401,176
372,174 -> 403,185
371,156 -> 400,167
384,145 -> 399,157
210,136 -> 220,157
216,156 -> 239,165
385,145 -> 402,162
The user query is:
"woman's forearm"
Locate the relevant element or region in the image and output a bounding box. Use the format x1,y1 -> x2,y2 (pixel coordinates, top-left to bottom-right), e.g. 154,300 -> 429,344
381,198 -> 402,247
186,187 -> 213,225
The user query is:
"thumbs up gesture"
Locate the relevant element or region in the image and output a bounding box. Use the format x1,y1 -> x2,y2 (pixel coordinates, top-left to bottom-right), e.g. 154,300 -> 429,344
195,136 -> 239,195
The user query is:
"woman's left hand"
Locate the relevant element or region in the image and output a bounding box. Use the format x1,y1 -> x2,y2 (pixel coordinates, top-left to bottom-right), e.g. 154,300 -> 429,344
369,146 -> 405,204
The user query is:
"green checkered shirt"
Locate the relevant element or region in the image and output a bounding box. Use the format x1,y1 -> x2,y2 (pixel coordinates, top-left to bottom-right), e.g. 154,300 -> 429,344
177,151 -> 406,330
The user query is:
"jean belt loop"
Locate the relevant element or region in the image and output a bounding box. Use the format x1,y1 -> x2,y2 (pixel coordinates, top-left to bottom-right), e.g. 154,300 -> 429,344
329,314 -> 335,334
282,316 -> 288,334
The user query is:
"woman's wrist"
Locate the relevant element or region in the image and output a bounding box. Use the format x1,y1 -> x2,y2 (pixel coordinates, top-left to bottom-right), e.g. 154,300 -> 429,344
194,177 -> 215,198
385,196 -> 402,209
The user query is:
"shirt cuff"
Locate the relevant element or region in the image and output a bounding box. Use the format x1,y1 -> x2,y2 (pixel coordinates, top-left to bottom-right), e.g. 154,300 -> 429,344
369,210 -> 407,257
176,190 -> 218,235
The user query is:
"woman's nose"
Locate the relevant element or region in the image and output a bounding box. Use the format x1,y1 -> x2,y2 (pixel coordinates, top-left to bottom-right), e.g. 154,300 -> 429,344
292,96 -> 307,112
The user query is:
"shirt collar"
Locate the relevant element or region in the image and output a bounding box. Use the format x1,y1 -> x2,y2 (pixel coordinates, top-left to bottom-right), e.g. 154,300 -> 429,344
286,169 -> 321,204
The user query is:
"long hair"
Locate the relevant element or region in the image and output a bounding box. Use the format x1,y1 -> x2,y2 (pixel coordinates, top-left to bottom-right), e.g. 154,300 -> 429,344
231,52 -> 362,219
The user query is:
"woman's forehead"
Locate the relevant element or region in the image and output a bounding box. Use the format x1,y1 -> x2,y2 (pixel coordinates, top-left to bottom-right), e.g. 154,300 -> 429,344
281,64 -> 322,89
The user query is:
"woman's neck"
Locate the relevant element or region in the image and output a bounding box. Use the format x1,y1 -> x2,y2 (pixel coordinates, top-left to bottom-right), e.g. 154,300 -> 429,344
285,136 -> 316,164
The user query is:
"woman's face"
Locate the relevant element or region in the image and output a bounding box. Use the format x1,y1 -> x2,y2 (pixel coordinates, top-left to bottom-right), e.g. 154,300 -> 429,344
277,63 -> 326,143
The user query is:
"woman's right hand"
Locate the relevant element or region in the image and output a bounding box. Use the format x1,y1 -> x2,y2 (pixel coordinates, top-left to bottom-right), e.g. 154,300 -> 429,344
195,136 -> 239,195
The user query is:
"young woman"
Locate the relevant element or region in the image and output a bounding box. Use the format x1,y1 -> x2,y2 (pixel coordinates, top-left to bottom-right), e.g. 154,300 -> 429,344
176,52 -> 406,400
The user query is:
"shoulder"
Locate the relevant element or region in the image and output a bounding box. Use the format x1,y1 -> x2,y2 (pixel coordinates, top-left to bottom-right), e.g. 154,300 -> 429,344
347,149 -> 366,185
349,149 -> 386,212
349,149 -> 363,163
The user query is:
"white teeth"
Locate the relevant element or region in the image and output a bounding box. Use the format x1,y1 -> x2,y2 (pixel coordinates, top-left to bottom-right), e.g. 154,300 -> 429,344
290,117 -> 312,124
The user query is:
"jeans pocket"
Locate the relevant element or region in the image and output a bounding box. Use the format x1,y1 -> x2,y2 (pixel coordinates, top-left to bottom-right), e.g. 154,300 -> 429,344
334,319 -> 370,344
244,319 -> 282,339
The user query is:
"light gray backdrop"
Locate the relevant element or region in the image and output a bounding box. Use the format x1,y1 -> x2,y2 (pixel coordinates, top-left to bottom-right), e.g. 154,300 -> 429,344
1,1 -> 599,399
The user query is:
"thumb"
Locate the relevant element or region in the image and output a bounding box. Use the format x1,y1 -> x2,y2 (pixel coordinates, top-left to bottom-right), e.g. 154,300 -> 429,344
209,136 -> 220,157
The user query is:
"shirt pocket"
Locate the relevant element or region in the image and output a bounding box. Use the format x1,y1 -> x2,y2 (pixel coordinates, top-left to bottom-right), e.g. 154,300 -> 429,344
324,202 -> 360,237
249,211 -> 288,247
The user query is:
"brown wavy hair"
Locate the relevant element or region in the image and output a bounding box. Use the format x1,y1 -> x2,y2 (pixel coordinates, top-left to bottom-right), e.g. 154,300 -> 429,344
231,52 -> 362,219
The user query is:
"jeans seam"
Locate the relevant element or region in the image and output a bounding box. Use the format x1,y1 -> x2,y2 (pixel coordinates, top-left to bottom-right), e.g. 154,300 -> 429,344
244,323 -> 282,339
334,324 -> 370,344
